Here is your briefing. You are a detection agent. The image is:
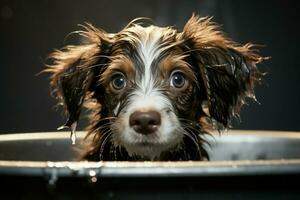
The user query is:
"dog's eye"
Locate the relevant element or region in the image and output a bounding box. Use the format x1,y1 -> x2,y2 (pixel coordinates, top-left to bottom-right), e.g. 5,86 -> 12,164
111,73 -> 126,90
170,71 -> 186,88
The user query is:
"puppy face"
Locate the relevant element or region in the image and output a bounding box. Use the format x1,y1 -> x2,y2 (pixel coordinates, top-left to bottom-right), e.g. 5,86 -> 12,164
46,15 -> 264,161
97,26 -> 201,159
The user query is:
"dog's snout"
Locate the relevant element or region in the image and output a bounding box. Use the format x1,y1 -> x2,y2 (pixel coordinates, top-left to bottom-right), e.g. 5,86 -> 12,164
129,110 -> 161,135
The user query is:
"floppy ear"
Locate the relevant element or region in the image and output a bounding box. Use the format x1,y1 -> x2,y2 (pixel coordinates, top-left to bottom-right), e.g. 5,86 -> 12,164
181,15 -> 265,127
45,24 -> 111,132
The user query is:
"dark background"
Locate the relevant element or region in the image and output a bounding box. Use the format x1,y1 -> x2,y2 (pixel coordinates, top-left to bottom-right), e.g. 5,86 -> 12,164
0,0 -> 299,133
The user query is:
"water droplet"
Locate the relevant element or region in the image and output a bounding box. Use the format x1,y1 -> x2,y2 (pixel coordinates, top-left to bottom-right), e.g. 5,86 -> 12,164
89,170 -> 97,183
89,170 -> 96,177
48,168 -> 58,186
70,122 -> 77,145
91,176 -> 97,183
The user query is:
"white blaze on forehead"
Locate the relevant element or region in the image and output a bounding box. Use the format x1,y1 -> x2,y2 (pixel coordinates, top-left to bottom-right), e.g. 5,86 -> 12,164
123,25 -> 178,113
122,24 -> 178,93
135,26 -> 165,91
128,27 -> 171,112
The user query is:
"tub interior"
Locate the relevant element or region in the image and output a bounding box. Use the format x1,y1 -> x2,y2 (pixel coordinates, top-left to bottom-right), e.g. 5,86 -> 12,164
0,130 -> 300,161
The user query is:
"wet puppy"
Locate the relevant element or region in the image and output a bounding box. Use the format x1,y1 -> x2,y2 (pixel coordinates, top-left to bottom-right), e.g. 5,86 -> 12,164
46,15 -> 264,161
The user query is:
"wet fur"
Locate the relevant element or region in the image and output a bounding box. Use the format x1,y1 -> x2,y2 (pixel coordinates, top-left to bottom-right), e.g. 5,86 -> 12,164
45,15 -> 265,161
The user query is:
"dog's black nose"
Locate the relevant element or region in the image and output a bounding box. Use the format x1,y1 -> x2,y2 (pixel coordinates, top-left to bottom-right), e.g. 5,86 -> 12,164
129,110 -> 161,135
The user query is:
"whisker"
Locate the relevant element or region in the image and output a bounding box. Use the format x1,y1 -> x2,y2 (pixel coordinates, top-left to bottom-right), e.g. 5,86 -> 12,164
95,117 -> 117,123
95,123 -> 114,131
178,118 -> 212,159
99,132 -> 113,160
182,130 -> 202,158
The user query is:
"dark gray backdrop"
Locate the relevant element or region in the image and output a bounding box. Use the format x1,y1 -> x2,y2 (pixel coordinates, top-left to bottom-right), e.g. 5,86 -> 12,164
0,0 -> 299,133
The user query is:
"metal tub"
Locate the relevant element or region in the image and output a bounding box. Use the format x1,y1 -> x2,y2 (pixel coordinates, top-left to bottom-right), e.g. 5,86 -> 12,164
0,131 -> 300,199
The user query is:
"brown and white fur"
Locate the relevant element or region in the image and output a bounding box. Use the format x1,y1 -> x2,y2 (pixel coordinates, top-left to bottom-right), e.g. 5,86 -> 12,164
45,15 -> 264,161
